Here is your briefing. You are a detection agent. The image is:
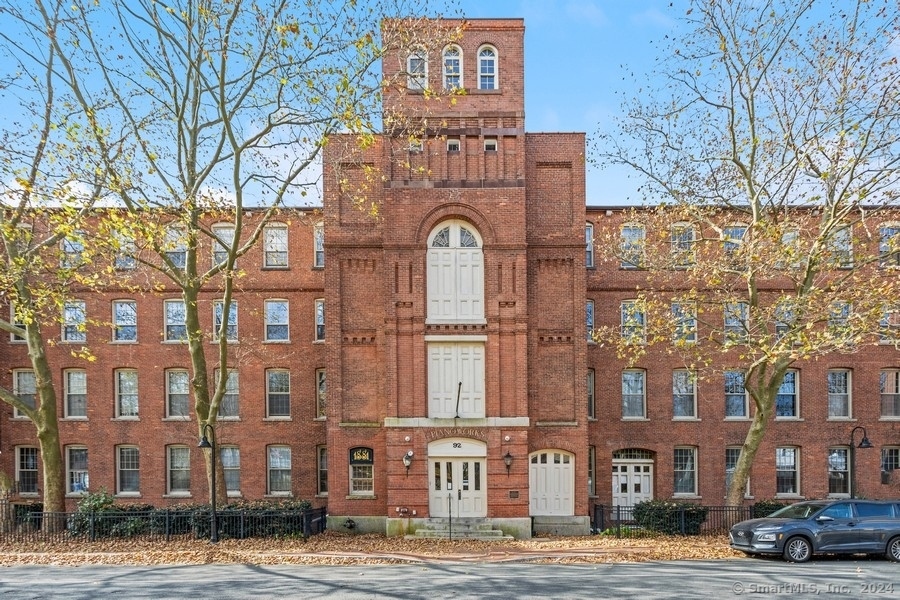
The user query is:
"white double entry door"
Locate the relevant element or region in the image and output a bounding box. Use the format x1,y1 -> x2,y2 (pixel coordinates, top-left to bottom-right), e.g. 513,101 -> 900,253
428,438 -> 487,518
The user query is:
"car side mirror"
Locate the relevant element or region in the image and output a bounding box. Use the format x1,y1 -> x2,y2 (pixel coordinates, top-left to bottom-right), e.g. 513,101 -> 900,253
815,515 -> 834,522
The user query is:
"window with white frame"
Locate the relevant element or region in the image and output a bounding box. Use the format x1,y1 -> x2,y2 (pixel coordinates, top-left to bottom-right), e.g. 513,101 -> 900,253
115,369 -> 139,418
443,45 -> 462,89
586,300 -> 594,342
777,227 -> 802,270
215,369 -> 239,418
672,302 -> 697,344
828,301 -> 851,332
724,301 -> 748,344
314,299 -> 325,341
164,225 -> 187,269
112,300 -> 137,342
881,305 -> 900,343
483,138 -> 498,151
213,300 -> 237,342
349,447 -> 374,496
266,369 -> 291,418
166,369 -> 190,418
428,342 -> 485,418
66,446 -> 89,494
774,300 -> 795,341
828,447 -> 849,496
10,302 -> 25,342
167,446 -> 190,494
447,138 -> 460,152
587,369 -> 596,420
671,222 -> 696,267
313,223 -> 324,268
13,369 -> 36,417
212,223 -> 234,266
827,369 -> 851,418
113,231 -> 136,270
673,447 -> 697,495
620,224 -> 644,269
64,369 -> 87,418
588,446 -> 596,496
477,45 -> 496,89
315,368 -> 326,419
826,226 -> 852,268
880,224 -> 900,268
882,447 -> 900,473
62,301 -> 86,342
775,447 -> 799,495
881,370 -> 900,418
621,369 -> 646,419
221,446 -> 240,494
620,300 -> 645,343
263,224 -> 288,268
672,370 -> 696,419
585,223 -> 594,268
724,370 -> 748,419
775,370 -> 798,418
426,221 -> 484,323
407,48 -> 427,90
265,300 -> 289,341
725,447 -> 749,496
16,447 -> 38,494
267,445 -> 292,495
164,299 -> 187,341
117,446 -> 140,495
60,231 -> 85,268
723,224 -> 747,256
317,446 -> 328,496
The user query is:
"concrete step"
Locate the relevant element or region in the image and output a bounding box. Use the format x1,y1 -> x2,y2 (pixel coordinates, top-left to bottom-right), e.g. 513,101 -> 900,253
405,519 -> 515,540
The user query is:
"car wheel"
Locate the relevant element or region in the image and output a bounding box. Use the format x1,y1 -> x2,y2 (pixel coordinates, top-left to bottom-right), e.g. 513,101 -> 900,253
886,536 -> 900,562
783,536 -> 812,563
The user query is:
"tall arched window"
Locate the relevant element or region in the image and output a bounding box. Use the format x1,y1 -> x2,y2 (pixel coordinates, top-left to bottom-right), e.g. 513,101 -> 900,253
427,221 -> 484,323
443,45 -> 462,89
477,45 -> 497,90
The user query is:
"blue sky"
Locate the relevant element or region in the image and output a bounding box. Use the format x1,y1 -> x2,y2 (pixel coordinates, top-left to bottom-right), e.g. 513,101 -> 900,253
456,0 -> 682,205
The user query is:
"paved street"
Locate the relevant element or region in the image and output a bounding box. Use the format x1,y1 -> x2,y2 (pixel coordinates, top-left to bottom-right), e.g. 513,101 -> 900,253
2,558 -> 897,599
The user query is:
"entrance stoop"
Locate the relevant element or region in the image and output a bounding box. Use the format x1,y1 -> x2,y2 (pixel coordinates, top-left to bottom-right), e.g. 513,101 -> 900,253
404,518 -> 515,541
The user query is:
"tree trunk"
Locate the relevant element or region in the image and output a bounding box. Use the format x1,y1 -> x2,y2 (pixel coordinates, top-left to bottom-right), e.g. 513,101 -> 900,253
726,393 -> 774,508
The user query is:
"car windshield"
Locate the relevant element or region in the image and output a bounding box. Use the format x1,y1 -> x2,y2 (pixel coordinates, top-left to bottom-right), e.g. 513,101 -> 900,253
767,502 -> 829,519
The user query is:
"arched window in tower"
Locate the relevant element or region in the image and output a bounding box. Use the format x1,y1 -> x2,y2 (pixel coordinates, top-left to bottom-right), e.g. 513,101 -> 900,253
478,45 -> 497,90
427,220 -> 485,323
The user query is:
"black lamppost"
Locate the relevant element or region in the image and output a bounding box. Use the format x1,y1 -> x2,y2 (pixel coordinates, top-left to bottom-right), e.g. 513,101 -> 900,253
850,425 -> 874,499
198,422 -> 218,543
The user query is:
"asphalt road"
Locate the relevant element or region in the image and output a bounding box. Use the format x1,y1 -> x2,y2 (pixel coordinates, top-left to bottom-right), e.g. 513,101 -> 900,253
3,557 -> 898,599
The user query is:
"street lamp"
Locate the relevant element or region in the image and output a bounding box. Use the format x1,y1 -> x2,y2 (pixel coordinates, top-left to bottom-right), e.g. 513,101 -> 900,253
850,425 -> 874,499
198,422 -> 218,543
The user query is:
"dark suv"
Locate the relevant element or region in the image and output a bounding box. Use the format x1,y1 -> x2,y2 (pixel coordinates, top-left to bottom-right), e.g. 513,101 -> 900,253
730,500 -> 900,562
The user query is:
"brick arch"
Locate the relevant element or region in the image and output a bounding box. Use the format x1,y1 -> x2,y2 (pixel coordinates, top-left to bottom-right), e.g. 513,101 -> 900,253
416,202 -> 497,247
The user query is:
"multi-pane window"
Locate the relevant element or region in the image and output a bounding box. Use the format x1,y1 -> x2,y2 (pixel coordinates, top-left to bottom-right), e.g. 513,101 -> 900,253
586,300 -> 594,342
115,369 -> 139,418
265,300 -> 289,341
442,45 -> 461,89
266,369 -> 291,418
881,305 -> 900,343
117,446 -> 140,495
221,446 -> 240,494
478,46 -> 496,89
407,49 -> 427,90
166,369 -> 190,418
880,224 -> 900,267
315,368 -> 327,419
724,370 -> 748,418
167,446 -> 190,494
447,139 -> 460,152
723,225 -> 747,256
881,370 -> 900,418
620,225 -> 644,269
622,369 -> 646,419
62,301 -> 87,342
13,369 -> 36,417
212,223 -> 235,266
588,446 -> 596,497
672,302 -> 697,344
16,447 -> 39,494
164,225 -> 187,269
774,300 -> 794,340
10,303 -> 26,342
215,369 -> 239,418
671,222 -> 695,267
64,370 -> 87,418
213,301 -> 238,342
67,446 -> 89,494
314,299 -> 325,341
263,225 -> 288,267
349,447 -> 374,495
778,228 -> 802,269
775,370 -> 798,418
882,447 -> 900,473
775,447 -> 799,495
672,370 -> 696,419
426,221 -> 484,323
164,299 -> 187,341
724,302 -> 748,343
484,138 -> 498,152
313,224 -> 324,268
827,369 -> 851,418
828,301 -> 851,332
317,446 -> 328,496
113,232 -> 136,270
673,447 -> 697,495
61,231 -> 85,268
267,446 -> 292,495
587,369 -> 596,420
112,300 -> 137,342
826,226 -> 852,268
725,447 -> 749,496
585,223 -> 594,268
620,300 -> 645,343
828,447 -> 849,496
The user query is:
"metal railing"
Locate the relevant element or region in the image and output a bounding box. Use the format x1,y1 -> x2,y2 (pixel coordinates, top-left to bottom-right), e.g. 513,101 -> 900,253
592,504 -> 758,537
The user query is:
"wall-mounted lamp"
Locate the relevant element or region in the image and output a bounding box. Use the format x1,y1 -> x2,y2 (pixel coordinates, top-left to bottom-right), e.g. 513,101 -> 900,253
503,451 -> 513,476
402,450 -> 414,476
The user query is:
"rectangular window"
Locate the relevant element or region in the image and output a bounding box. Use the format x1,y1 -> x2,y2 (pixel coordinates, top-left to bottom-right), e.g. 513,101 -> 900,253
724,302 -> 748,344
723,225 -> 746,256
13,369 -> 36,417
724,370 -> 747,418
620,300 -> 646,343
881,305 -> 900,343
62,301 -> 87,342
215,369 -> 239,418
67,446 -> 89,494
314,299 -> 325,341
585,223 -> 594,268
882,447 -> 900,473
16,447 -> 38,494
164,299 -> 187,342
672,370 -> 696,419
221,446 -> 240,494
117,446 -> 140,495
828,301 -> 851,332
725,447 -> 749,496
266,369 -> 291,418
827,369 -> 851,418
265,300 -> 289,341
167,446 -> 190,494
351,464 -> 374,495
313,224 -> 324,268
672,302 -> 697,344
483,138 -> 497,152
620,225 -> 644,269
317,446 -> 328,495
315,368 -> 327,419
263,225 -> 288,268
165,225 -> 187,269
166,370 -> 190,418
213,301 -> 238,342
881,370 -> 900,418
774,301 -> 794,341
61,231 -> 85,268
673,447 -> 697,495
115,369 -> 139,418
112,300 -> 137,342
407,51 -> 427,90
880,225 -> 900,268
828,447 -> 849,496
588,446 -> 596,497
64,370 -> 87,418
114,232 -> 136,270
776,447 -> 799,495
212,224 -> 235,266
622,370 -> 646,419
587,369 -> 596,420
775,370 -> 798,418
586,300 -> 595,342
267,446 -> 292,495
827,226 -> 853,268
671,223 -> 695,267
447,138 -> 460,152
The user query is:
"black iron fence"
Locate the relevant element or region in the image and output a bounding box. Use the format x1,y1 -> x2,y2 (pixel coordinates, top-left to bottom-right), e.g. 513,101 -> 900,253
0,504 -> 327,544
593,503 -> 766,537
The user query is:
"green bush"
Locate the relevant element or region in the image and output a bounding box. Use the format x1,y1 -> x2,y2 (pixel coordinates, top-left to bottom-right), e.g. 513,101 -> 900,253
631,500 -> 709,535
751,499 -> 791,518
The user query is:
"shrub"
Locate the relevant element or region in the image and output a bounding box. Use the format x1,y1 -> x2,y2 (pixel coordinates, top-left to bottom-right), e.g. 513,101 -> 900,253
752,499 -> 791,518
631,500 -> 709,535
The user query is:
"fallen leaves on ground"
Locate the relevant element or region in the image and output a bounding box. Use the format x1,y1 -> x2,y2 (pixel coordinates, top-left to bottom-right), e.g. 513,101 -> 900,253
0,531 -> 745,566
